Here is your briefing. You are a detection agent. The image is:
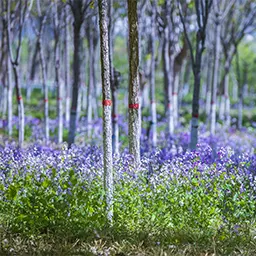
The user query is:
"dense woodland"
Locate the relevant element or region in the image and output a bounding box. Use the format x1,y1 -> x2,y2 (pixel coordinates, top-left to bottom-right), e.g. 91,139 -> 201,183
0,0 -> 256,255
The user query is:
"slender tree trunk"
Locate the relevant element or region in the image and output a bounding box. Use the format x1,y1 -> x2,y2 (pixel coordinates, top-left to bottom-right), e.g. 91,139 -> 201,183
149,0 -> 157,147
64,5 -> 71,124
99,0 -> 113,223
92,39 -> 98,120
210,19 -> 221,135
223,72 -> 230,127
87,28 -> 93,137
54,0 -> 63,144
6,0 -> 28,147
29,38 -> 39,81
36,4 -> 50,145
39,30 -> 49,144
127,0 -> 140,165
162,38 -> 168,114
190,66 -> 201,150
108,0 -> 119,155
13,65 -> 25,147
7,47 -> 13,137
68,2 -> 83,147
163,32 -> 174,135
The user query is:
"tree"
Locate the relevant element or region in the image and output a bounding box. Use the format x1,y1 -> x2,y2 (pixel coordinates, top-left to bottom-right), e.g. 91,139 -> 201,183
32,0 -> 50,144
0,3 -> 13,137
127,0 -> 140,165
179,0 -> 213,149
210,0 -> 235,135
67,0 -> 91,147
108,0 -> 120,155
149,0 -> 157,148
98,0 -> 113,223
53,0 -> 63,144
86,17 -> 98,138
220,0 -> 256,128
5,0 -> 33,147
64,4 -> 71,124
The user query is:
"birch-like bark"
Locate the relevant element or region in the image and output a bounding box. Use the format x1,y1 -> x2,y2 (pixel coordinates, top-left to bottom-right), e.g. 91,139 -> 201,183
99,0 -> 113,223
127,0 -> 140,165
210,15 -> 221,135
64,5 -> 71,124
163,30 -> 174,135
54,0 -> 63,144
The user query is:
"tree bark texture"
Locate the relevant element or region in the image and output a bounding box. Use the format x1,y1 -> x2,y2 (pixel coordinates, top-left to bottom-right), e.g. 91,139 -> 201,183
127,0 -> 140,165
99,0 -> 113,223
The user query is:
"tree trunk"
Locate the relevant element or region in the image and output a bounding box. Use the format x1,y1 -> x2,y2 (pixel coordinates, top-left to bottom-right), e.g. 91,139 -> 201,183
54,0 -> 63,144
205,53 -> 212,118
87,28 -> 93,137
163,32 -> 174,135
99,0 -> 113,223
6,0 -> 28,147
7,48 -> 13,137
29,38 -> 39,82
108,0 -> 119,155
39,30 -> 49,144
13,65 -> 25,147
68,2 -> 83,147
210,20 -> 221,135
64,5 -> 71,124
149,0 -> 157,147
127,0 -> 140,165
190,67 -> 200,150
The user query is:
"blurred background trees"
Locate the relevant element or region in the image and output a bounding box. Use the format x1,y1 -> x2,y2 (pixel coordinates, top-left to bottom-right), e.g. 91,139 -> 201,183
0,0 -> 255,151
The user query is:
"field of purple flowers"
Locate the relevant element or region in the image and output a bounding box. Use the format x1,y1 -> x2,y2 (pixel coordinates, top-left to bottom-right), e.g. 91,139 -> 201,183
0,117 -> 256,254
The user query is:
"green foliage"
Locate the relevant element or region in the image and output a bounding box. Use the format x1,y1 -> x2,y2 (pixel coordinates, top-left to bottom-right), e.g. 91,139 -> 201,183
1,164 -> 255,253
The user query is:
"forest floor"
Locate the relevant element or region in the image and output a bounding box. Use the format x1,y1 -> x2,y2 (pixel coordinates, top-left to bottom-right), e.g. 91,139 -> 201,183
1,234 -> 256,255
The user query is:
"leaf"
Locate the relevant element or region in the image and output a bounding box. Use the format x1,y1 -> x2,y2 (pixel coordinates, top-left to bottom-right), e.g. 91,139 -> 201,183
7,185 -> 18,200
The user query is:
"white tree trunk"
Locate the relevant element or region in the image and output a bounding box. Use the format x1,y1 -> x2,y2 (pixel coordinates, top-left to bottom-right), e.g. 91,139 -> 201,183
210,20 -> 221,135
64,5 -> 71,124
99,0 -> 114,223
7,57 -> 12,137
